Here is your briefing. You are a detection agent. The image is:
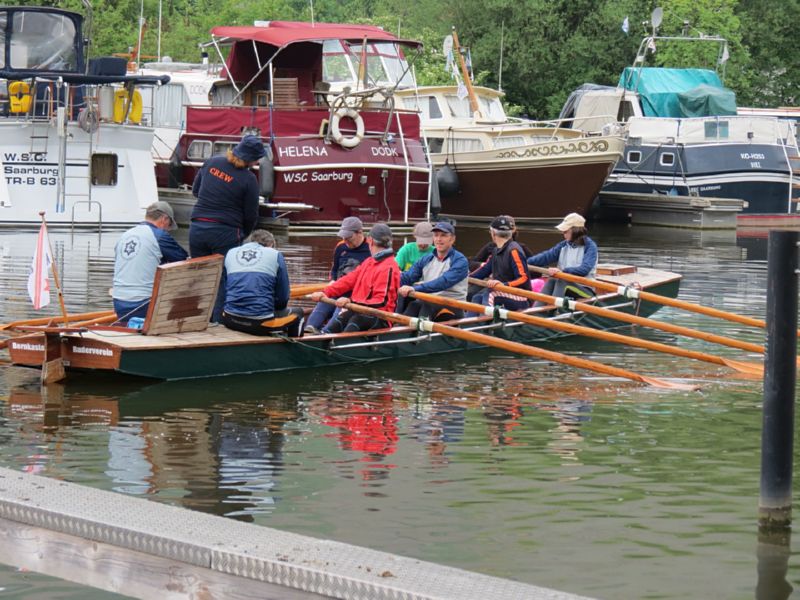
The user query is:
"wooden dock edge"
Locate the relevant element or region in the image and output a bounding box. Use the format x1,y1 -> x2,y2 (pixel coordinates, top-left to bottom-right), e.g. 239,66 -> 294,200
0,468 -> 593,600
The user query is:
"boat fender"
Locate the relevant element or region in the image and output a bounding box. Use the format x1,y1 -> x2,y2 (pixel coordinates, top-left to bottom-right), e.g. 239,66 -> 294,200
258,147 -> 275,200
78,107 -> 99,134
436,164 -> 459,198
113,88 -> 143,124
331,107 -> 364,149
8,81 -> 32,113
429,173 -> 442,215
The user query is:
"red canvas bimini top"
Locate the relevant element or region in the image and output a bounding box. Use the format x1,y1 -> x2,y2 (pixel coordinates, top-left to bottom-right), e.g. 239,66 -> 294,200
211,21 -> 422,49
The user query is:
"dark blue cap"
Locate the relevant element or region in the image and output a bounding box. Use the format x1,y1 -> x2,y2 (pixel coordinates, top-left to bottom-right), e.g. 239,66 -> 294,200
431,221 -> 455,235
233,134 -> 267,162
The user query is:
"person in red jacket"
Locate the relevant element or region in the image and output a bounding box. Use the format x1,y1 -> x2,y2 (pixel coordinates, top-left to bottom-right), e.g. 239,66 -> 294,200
310,223 -> 400,333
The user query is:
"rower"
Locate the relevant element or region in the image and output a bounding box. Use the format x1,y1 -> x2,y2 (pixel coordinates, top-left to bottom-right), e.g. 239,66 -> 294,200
310,223 -> 400,333
526,212 -> 598,305
398,221 -> 469,321
469,215 -> 531,311
395,221 -> 435,271
220,230 -> 305,337
112,201 -> 187,324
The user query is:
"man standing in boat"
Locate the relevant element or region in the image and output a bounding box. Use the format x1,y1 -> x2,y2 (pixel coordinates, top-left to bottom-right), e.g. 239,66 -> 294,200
303,216 -> 371,335
220,230 -> 305,337
189,134 -> 266,321
310,223 -> 400,333
469,215 -> 531,311
112,201 -> 188,324
397,221 -> 469,321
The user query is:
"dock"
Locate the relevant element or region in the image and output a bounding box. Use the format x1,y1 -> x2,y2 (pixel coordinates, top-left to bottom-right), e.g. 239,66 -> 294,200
0,467 -> 591,599
593,191 -> 745,229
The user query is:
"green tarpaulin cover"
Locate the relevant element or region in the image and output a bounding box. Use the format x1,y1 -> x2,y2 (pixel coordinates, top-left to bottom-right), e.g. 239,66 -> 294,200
619,67 -> 737,118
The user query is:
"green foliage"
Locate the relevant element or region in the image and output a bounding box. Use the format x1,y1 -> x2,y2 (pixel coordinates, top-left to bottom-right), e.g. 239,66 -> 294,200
12,0 -> 797,110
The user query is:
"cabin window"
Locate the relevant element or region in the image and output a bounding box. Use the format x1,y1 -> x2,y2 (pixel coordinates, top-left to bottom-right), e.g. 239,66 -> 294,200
150,83 -> 190,128
448,138 -> 483,153
213,141 -> 236,156
493,136 -> 525,149
618,100 -> 635,122
660,152 -> 675,166
427,137 -> 444,153
445,95 -> 473,119
187,140 -> 211,160
627,150 -> 642,164
91,153 -> 118,186
704,120 -> 729,139
427,96 -> 442,119
10,11 -> 78,71
480,97 -> 506,121
322,40 -> 355,83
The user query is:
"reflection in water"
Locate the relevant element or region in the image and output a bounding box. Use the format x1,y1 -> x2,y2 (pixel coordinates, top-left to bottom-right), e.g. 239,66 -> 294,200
756,530 -> 793,600
0,224 -> 783,598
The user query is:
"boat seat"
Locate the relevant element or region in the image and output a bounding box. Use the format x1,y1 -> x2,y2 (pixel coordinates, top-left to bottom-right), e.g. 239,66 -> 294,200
142,255 -> 223,335
271,77 -> 300,109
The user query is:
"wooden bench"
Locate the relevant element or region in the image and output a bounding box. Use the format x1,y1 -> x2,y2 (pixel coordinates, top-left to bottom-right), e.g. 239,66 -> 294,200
142,255 -> 223,335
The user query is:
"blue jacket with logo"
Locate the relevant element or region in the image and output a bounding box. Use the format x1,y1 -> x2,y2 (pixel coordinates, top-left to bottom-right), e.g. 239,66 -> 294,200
224,242 -> 289,318
113,222 -> 188,302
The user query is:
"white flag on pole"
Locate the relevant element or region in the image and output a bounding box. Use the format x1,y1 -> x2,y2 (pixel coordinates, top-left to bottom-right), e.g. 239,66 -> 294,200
27,221 -> 52,309
622,16 -> 630,34
719,44 -> 730,64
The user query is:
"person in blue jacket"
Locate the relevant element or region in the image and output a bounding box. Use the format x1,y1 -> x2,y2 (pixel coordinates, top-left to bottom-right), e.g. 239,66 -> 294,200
398,221 -> 469,321
190,134 -> 266,321
221,230 -> 305,337
526,212 -> 598,303
113,201 -> 188,323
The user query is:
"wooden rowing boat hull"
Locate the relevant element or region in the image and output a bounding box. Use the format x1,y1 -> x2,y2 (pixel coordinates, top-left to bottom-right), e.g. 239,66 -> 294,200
7,269 -> 680,380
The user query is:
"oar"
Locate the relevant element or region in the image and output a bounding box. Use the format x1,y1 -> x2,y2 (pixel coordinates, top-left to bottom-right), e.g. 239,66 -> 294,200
290,282 -> 328,298
409,291 -> 762,377
0,310 -> 115,331
527,265 -> 768,330
316,297 -> 697,390
469,278 -> 764,355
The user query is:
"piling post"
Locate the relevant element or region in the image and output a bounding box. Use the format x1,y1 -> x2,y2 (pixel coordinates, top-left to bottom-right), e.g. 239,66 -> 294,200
759,230 -> 799,529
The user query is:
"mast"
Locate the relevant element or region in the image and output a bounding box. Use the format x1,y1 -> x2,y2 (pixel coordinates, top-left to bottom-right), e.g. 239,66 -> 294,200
451,27 -> 482,119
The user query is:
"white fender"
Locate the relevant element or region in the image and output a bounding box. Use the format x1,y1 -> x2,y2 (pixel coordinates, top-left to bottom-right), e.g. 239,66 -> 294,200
330,107 -> 364,149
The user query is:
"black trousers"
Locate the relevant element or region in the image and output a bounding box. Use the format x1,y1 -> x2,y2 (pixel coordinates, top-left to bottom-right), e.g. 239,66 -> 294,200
403,299 -> 463,322
221,307 -> 305,337
324,309 -> 387,333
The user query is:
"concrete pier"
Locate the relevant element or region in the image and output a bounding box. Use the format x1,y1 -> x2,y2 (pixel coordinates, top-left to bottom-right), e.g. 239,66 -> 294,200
0,467 -> 592,600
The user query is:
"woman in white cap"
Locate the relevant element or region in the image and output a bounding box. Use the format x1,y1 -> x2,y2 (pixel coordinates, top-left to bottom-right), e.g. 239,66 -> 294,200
526,212 -> 598,301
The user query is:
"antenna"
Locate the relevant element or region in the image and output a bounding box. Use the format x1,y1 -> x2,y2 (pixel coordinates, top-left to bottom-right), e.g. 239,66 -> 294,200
498,20 -> 505,93
310,0 -> 315,26
157,0 -> 162,60
651,7 -> 663,36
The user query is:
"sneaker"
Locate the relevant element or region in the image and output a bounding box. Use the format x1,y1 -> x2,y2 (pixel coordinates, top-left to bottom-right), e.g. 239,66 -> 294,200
304,325 -> 321,335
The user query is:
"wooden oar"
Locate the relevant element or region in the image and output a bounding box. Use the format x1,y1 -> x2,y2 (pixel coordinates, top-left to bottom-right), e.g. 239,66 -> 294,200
317,297 -> 697,390
0,310 -> 115,331
410,291 -> 762,377
527,265 -> 768,330
470,278 -> 764,355
290,282 -> 328,298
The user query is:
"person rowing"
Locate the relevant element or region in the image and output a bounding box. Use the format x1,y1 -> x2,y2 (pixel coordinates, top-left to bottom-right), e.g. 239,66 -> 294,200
469,215 -> 531,311
397,221 -> 469,321
526,212 -> 597,304
310,223 -> 401,333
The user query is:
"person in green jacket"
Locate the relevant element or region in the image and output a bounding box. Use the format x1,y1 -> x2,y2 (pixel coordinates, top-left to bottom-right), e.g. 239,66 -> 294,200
395,221 -> 434,271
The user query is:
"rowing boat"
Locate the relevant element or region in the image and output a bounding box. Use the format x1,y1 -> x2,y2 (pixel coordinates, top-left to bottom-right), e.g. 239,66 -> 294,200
5,261 -> 680,381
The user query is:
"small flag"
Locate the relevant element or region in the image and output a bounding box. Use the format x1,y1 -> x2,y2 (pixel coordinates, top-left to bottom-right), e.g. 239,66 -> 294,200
456,81 -> 468,101
719,44 -> 730,64
27,221 -> 53,309
622,16 -> 630,34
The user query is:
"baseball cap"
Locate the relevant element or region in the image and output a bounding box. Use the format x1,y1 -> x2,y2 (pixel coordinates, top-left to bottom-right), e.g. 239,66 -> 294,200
555,212 -> 586,232
337,216 -> 364,239
431,221 -> 455,235
413,221 -> 434,244
147,201 -> 177,230
369,222 -> 393,247
490,215 -> 514,232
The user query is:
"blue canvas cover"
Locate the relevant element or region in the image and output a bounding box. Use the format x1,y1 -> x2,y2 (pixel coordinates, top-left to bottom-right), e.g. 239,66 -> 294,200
619,67 -> 737,118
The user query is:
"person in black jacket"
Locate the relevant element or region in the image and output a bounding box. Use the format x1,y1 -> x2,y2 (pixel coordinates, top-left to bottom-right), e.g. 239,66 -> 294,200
189,134 -> 266,321
467,215 -> 534,301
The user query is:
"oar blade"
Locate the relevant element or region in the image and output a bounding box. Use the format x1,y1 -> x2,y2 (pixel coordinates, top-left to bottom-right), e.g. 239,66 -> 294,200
721,358 -> 764,378
639,375 -> 701,391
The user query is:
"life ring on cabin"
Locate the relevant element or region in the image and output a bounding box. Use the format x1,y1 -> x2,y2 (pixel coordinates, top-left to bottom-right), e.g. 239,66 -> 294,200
113,88 -> 143,124
8,81 -> 32,114
330,107 -> 364,149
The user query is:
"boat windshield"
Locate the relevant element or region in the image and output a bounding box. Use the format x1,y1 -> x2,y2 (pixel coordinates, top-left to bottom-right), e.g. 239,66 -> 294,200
3,10 -> 79,71
445,94 -> 506,121
322,40 -> 414,88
